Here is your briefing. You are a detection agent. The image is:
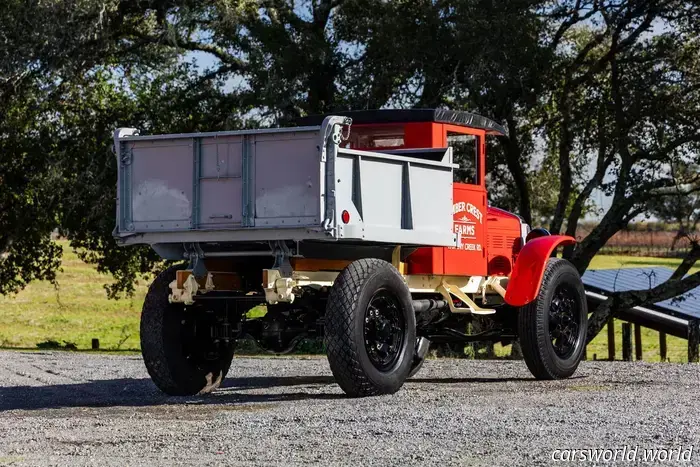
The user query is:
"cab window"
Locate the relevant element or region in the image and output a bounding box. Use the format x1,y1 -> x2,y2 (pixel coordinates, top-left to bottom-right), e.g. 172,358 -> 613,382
347,125 -> 405,149
447,132 -> 481,185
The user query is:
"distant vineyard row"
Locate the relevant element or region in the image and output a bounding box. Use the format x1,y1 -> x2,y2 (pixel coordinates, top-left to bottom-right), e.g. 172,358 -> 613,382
576,226 -> 698,257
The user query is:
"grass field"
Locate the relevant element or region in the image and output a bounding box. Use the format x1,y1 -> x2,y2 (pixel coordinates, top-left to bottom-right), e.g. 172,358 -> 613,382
0,241 -> 697,361
0,242 -> 148,351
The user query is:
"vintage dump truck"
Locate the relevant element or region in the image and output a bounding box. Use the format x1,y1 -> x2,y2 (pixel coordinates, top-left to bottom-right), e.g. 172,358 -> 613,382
114,109 -> 587,397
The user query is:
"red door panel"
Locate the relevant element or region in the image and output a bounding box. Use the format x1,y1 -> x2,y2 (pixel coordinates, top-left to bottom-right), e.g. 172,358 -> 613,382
393,122 -> 489,277
444,183 -> 487,275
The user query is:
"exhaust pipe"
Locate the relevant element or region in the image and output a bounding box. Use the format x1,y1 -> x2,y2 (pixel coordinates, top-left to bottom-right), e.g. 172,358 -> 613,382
412,299 -> 448,313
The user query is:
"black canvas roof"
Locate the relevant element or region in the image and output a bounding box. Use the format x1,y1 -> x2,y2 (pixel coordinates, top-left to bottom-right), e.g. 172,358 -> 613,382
296,109 -> 508,137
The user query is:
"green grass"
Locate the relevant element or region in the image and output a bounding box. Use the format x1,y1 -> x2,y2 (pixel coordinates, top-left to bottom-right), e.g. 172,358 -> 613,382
0,241 -> 148,351
586,321 -> 689,363
588,254 -> 700,273
0,244 -> 695,360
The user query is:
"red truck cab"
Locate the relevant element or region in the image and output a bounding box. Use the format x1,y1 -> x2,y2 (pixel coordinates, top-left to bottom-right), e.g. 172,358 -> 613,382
336,109 -> 525,279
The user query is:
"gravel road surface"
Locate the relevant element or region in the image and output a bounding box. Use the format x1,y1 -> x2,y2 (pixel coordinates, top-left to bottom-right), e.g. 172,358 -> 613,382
0,351 -> 699,466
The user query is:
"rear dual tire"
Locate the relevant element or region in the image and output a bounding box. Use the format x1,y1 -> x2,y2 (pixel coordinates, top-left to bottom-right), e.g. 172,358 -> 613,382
141,266 -> 235,396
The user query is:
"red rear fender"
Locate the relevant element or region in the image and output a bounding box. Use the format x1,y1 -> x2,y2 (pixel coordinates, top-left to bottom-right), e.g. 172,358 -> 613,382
504,235 -> 577,307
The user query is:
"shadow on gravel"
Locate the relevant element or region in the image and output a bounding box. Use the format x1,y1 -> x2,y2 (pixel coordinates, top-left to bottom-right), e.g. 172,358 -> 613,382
409,376 -> 534,383
0,374 -> 576,412
222,375 -> 337,389
222,374 -> 545,389
0,376 -> 345,412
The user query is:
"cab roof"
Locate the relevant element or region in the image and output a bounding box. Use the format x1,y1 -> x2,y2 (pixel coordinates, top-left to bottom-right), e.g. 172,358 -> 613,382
297,109 -> 508,137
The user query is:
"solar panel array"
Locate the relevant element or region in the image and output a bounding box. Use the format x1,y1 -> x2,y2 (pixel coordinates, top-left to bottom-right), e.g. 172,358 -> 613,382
582,267 -> 700,320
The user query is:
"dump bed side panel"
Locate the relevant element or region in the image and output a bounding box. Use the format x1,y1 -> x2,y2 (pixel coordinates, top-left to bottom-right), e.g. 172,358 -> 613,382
333,147 -> 456,247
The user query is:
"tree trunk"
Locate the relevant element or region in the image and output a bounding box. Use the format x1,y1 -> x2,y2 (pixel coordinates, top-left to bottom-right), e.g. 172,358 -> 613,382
504,116 -> 532,225
549,96 -> 573,234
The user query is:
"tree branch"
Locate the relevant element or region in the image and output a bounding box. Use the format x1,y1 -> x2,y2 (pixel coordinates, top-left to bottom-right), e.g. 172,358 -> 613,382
505,115 -> 533,225
548,0 -> 599,52
126,29 -> 243,67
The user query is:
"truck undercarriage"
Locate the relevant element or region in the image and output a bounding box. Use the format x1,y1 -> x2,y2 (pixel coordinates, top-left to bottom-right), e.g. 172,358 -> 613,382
175,273 -> 519,355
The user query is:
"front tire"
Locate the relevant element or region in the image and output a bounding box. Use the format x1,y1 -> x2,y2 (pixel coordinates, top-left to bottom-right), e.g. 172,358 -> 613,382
141,266 -> 235,396
324,259 -> 416,397
518,258 -> 587,380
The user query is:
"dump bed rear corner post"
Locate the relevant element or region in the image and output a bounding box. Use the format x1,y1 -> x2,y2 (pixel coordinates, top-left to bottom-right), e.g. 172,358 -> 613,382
688,319 -> 700,363
320,115 -> 352,237
400,162 -> 413,230
113,128 -> 139,235
351,155 -> 363,218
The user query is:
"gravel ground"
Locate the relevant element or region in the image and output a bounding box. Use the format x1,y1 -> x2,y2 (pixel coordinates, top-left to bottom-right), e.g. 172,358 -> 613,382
0,351 -> 699,466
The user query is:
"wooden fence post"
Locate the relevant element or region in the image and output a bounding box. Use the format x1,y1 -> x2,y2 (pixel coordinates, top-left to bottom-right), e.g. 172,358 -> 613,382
634,324 -> 643,361
622,323 -> 632,362
607,318 -> 616,361
659,332 -> 667,362
688,319 -> 700,363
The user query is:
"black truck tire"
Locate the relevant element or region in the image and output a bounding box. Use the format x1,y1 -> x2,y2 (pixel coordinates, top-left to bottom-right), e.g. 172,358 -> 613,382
141,265 -> 234,396
518,258 -> 588,380
324,259 -> 416,397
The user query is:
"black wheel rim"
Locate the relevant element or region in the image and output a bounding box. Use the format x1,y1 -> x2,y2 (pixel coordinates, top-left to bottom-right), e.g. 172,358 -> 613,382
363,289 -> 405,371
548,284 -> 581,359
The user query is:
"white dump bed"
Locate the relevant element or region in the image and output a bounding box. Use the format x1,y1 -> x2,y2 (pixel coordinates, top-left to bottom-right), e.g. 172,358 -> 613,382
114,116 -> 456,250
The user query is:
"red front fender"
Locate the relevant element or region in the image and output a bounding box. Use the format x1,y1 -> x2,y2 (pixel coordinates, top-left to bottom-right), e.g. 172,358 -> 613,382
504,235 -> 577,307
